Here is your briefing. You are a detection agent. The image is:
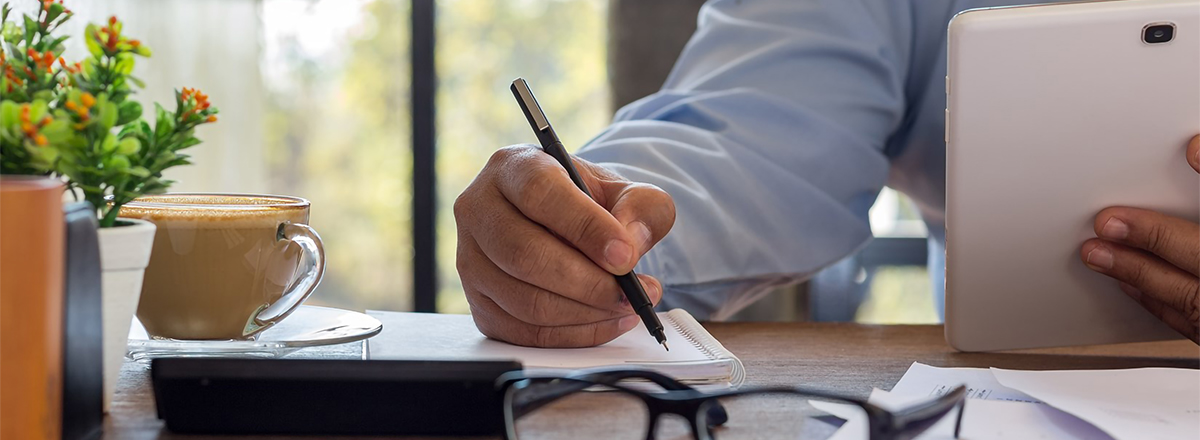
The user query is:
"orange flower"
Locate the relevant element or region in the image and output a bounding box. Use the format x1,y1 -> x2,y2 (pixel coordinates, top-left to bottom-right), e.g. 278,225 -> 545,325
206,115 -> 217,123
17,105 -> 54,147
80,92 -> 95,108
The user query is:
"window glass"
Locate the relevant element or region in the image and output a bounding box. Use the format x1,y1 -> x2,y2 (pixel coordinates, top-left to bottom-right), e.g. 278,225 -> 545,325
435,0 -> 610,313
860,188 -> 935,323
262,0 -> 413,311
56,0 -> 413,312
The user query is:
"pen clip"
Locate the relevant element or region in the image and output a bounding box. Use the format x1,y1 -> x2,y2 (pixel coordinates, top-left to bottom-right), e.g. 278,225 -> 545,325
512,78 -> 550,131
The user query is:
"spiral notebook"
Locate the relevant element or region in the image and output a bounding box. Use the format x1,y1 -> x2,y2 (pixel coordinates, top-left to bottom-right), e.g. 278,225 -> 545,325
365,309 -> 745,389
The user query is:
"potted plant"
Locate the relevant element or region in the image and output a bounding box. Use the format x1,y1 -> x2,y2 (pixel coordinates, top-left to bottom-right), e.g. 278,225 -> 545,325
1,1 -> 218,411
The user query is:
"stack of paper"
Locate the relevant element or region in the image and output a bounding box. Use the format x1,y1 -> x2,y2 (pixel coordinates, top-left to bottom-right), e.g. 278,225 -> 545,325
813,363 -> 1199,440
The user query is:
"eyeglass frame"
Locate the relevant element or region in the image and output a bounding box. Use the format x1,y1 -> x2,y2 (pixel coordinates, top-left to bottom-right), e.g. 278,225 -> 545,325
495,367 -> 966,440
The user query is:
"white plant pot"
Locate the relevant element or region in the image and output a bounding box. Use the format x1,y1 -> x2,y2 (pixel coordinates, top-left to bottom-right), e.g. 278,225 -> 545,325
97,217 -> 156,412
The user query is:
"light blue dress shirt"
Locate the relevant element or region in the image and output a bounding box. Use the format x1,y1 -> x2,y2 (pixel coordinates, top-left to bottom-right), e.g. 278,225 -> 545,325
576,0 -> 1046,320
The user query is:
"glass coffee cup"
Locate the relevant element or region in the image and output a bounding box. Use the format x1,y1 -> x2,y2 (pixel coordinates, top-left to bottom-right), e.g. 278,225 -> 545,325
120,194 -> 325,340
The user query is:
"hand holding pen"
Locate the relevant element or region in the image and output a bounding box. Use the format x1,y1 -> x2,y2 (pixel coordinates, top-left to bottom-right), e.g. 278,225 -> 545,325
511,78 -> 669,350
451,79 -> 677,348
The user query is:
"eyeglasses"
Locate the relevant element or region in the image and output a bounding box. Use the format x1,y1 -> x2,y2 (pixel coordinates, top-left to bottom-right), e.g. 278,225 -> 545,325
496,368 -> 965,440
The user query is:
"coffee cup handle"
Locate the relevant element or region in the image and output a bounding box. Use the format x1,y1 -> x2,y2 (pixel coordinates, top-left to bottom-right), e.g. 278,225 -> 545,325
248,222 -> 326,335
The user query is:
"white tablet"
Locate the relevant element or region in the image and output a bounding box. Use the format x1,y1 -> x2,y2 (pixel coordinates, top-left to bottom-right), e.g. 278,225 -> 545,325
945,0 -> 1199,351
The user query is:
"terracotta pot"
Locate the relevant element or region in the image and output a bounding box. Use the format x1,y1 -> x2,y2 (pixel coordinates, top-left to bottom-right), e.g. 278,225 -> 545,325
0,176 -> 65,440
97,217 -> 155,412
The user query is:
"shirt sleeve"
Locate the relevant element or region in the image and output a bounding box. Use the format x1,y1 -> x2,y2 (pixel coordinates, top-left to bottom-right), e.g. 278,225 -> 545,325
575,0 -> 915,318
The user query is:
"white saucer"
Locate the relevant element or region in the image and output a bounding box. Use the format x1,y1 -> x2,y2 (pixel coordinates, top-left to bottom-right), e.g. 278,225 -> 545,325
126,305 -> 382,361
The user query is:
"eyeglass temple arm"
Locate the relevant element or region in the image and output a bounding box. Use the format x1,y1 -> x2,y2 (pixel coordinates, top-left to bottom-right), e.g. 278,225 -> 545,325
883,385 -> 967,439
503,369 -> 719,421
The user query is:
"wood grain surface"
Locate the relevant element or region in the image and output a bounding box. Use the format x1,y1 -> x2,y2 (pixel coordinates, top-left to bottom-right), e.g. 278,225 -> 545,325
104,323 -> 1199,440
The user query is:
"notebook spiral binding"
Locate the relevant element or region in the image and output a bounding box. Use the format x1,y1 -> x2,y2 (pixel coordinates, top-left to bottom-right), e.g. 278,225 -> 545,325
664,309 -> 746,388
667,310 -> 725,361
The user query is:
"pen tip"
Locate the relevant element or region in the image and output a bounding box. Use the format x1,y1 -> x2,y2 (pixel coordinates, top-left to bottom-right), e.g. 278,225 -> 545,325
662,341 -> 670,352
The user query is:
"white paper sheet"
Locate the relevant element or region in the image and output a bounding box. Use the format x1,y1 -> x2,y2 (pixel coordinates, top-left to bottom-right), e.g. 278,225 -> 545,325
815,389 -> 1112,440
992,368 -> 1200,440
812,363 -> 1115,440
891,362 -> 1040,403
809,398 -> 869,440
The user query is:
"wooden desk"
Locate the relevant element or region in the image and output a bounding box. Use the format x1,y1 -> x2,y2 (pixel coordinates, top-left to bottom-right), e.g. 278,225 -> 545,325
105,323 -> 1198,440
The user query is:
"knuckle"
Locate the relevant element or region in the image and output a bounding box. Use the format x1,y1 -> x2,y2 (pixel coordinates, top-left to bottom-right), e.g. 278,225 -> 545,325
516,168 -> 561,211
455,242 -> 478,288
639,183 -> 673,205
451,188 -> 472,218
564,211 -> 599,245
1127,261 -> 1152,288
1184,283 -> 1199,323
581,272 -> 617,309
528,290 -> 555,325
630,183 -> 677,228
452,191 -> 472,222
455,247 -> 470,280
509,236 -> 550,281
488,145 -> 523,166
1144,222 -> 1173,253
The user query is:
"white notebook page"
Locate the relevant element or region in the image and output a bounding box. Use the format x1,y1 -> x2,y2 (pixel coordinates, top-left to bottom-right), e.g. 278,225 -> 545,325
365,309 -> 740,385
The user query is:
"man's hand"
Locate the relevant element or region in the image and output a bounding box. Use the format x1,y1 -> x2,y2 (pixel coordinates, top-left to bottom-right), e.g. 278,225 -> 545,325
454,145 -> 676,348
1081,135 -> 1200,344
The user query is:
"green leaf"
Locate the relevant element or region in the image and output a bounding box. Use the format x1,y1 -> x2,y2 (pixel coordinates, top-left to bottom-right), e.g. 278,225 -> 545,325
117,101 -> 142,126
48,35 -> 69,52
127,75 -> 145,88
28,100 -> 48,122
126,166 -> 150,177
0,101 -> 17,129
154,103 -> 174,142
22,14 -> 35,45
40,119 -> 72,143
98,102 -> 118,130
104,154 -> 130,171
172,137 -> 202,151
117,137 -> 139,155
114,53 -> 134,75
81,57 -> 96,77
100,134 -> 117,152
84,23 -> 101,57
45,4 -> 64,24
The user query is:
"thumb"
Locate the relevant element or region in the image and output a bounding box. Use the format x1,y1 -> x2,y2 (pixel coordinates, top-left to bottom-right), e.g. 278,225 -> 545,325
575,160 -> 676,259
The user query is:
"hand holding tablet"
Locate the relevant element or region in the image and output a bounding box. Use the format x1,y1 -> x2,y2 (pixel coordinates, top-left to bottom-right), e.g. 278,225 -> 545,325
1081,136 -> 1200,344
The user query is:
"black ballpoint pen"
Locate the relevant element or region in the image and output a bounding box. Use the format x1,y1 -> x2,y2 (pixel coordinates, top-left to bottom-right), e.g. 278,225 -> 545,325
510,78 -> 669,351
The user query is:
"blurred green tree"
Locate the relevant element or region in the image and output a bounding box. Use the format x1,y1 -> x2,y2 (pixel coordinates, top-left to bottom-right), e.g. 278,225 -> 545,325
264,0 -> 413,312
262,0 -> 608,313
435,0 -> 609,313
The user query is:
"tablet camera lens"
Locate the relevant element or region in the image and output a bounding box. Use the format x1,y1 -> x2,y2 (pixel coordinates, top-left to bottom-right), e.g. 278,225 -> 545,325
1144,24 -> 1174,44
